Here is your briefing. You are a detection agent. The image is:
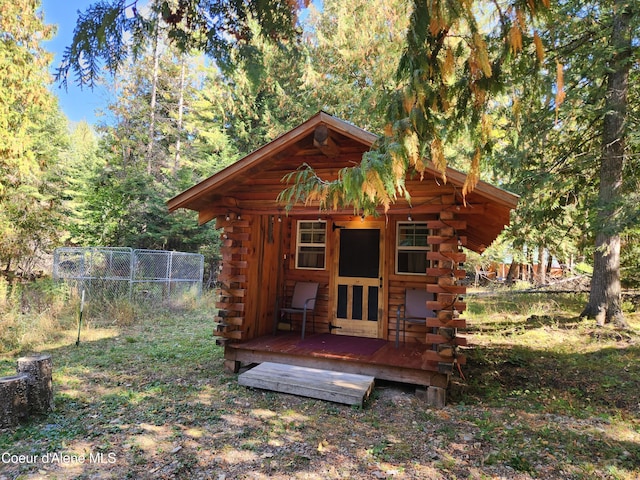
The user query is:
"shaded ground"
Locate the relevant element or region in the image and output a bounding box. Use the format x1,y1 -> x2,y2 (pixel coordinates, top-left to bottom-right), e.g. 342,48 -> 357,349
1,295 -> 639,479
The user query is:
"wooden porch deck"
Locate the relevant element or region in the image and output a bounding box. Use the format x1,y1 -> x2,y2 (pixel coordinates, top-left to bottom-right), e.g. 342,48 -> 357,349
224,332 -> 449,388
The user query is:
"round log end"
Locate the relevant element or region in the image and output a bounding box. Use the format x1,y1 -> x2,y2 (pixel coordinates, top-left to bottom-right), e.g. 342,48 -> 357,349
0,373 -> 30,427
16,353 -> 54,415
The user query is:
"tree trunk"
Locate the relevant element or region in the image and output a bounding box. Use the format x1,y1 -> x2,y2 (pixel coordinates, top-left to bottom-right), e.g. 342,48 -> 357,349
581,0 -> 631,328
174,57 -> 186,172
536,245 -> 546,285
0,374 -> 29,427
17,354 -> 54,415
505,261 -> 518,285
146,24 -> 160,175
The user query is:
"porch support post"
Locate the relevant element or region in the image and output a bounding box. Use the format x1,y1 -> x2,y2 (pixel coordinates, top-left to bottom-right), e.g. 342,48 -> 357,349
214,213 -> 250,343
415,385 -> 447,408
223,360 -> 241,373
422,199 -> 468,404
427,386 -> 447,407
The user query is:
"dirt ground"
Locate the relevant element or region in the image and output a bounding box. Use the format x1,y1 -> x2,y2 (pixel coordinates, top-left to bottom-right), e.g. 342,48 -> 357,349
1,305 -> 639,479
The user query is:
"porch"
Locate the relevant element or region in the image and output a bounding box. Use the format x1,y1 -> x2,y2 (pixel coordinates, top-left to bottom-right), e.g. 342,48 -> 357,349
223,332 -> 453,389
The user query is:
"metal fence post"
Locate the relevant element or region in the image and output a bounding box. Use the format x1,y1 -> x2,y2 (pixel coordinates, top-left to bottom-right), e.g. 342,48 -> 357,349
167,251 -> 173,300
129,248 -> 134,301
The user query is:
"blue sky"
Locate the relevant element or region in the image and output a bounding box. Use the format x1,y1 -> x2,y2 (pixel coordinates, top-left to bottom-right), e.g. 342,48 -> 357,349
41,0 -> 110,125
40,1 -> 317,125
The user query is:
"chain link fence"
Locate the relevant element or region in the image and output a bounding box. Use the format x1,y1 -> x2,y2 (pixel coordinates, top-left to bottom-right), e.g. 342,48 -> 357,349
53,247 -> 204,304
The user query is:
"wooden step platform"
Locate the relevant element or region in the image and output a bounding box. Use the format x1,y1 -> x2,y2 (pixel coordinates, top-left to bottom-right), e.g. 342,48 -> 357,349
238,362 -> 375,406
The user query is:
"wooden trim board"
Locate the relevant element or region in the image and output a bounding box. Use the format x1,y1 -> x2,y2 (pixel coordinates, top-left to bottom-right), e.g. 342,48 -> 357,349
238,362 -> 375,406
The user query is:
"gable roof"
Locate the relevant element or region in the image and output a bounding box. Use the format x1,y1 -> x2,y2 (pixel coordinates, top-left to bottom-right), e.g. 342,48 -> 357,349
168,111 -> 519,252
168,111 -> 376,214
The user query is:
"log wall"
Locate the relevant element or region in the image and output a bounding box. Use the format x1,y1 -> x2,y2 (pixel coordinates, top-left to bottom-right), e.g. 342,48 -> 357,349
214,213 -> 251,344
384,203 -> 467,374
214,203 -> 467,375
215,213 -> 287,343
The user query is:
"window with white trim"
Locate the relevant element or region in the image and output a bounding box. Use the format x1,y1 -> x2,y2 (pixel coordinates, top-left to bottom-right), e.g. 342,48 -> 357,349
296,221 -> 326,269
396,222 -> 431,275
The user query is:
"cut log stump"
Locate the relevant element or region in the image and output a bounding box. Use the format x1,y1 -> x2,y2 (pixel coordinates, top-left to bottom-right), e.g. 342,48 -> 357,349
0,374 -> 29,427
17,354 -> 54,415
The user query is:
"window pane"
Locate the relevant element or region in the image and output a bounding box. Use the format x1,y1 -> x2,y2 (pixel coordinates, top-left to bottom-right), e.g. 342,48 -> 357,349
398,223 -> 429,247
397,225 -> 411,246
397,251 -> 428,274
299,222 -> 325,244
297,221 -> 326,270
312,231 -> 325,243
352,285 -> 363,320
338,229 -> 380,278
396,222 -> 431,274
413,226 -> 429,245
337,284 -> 348,318
299,221 -> 313,230
368,286 -> 379,321
298,246 -> 325,269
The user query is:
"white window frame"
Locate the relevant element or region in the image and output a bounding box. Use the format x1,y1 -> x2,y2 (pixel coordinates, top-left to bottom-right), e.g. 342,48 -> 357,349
395,221 -> 432,275
295,220 -> 327,270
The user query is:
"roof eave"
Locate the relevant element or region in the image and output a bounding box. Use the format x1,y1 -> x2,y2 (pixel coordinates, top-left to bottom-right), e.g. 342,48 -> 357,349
168,111 -> 377,213
167,111 -> 519,213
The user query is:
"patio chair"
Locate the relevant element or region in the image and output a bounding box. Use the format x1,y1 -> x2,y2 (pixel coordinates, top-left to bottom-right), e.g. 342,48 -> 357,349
274,282 -> 319,340
396,288 -> 434,348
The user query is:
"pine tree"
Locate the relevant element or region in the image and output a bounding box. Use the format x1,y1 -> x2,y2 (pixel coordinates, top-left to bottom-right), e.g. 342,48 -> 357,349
494,0 -> 638,326
0,0 -> 69,274
56,0 -> 303,89
580,0 -> 635,327
299,0 -> 411,132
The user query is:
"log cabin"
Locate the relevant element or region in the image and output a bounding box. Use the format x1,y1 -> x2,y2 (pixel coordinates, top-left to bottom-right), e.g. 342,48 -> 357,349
168,111 -> 518,404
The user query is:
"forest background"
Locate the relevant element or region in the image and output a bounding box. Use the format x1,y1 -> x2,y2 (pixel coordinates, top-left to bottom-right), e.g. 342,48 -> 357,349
1,0 -> 639,294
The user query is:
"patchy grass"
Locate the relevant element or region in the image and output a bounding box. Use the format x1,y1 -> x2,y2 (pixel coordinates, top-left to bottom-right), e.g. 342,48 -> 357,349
0,291 -> 639,479
462,293 -> 640,413
0,278 -> 79,356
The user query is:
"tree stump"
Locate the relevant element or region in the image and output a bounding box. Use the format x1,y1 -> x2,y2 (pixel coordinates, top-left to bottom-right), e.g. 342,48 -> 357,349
17,354 -> 54,415
0,374 -> 29,427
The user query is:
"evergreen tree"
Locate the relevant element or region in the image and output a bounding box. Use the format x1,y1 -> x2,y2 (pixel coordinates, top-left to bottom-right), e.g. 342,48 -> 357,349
0,0 -> 69,275
186,18 -> 308,160
57,121 -> 103,245
75,34 -> 221,258
579,0 -> 635,326
300,0 -> 411,133
494,0 -> 639,325
187,0 -> 413,160
56,0 -> 304,89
